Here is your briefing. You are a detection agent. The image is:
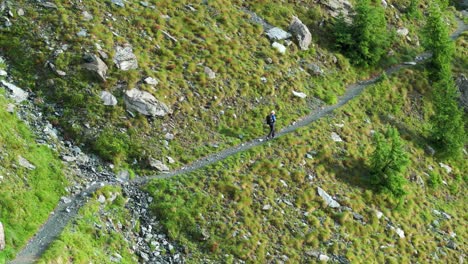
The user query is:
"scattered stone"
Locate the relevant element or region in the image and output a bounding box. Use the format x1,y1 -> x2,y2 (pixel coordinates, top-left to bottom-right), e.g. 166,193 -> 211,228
139,251 -> 149,262
319,254 -> 330,262
39,2 -> 58,9
292,90 -> 307,99
456,74 -> 468,111
425,145 -> 436,156
167,156 -> 175,164
289,16 -> 312,50
403,61 -> 417,65
76,29 -> 88,37
161,30 -> 178,43
61,196 -> 72,204
98,194 -> 106,204
331,132 -> 343,142
82,11 -> 93,21
113,44 -> 138,71
376,210 -> 384,219
381,0 -> 388,8
112,0 -> 125,7
18,156 -> 36,170
306,63 -> 324,76
204,67 -> 216,79
124,89 -> 172,117
439,163 -> 452,174
110,253 -> 123,263
447,240 -> 457,250
82,54 -> 108,82
272,42 -> 286,54
149,159 -> 169,172
0,70 -> 7,76
144,77 -> 158,86
62,156 -> 76,162
164,133 -> 174,140
17,8 -> 25,16
393,227 -> 405,238
396,27 -> 409,37
265,27 -> 292,41
262,204 -> 272,210
1,80 -> 29,103
0,222 -> 4,250
320,0 -> 353,18
353,212 -> 364,221
317,187 -> 340,208
6,103 -> 14,113
100,91 -> 118,106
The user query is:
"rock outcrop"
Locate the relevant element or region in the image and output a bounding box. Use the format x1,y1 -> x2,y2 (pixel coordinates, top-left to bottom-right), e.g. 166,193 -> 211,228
1,80 -> 28,103
265,27 -> 292,41
124,89 -> 172,117
82,54 -> 108,82
317,187 -> 341,208
288,16 -> 312,50
320,0 -> 353,18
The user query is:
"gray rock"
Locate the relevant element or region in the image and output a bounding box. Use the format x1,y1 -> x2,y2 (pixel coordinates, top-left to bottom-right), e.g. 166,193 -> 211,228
306,63 -> 324,75
1,80 -> 29,103
447,240 -> 457,250
39,2 -> 58,9
149,159 -> 169,172
61,196 -> 72,204
292,90 -> 307,98
113,45 -> 138,71
82,54 -> 108,82
124,89 -> 172,117
456,74 -> 468,111
0,221 -> 4,250
204,67 -> 216,79
18,156 -> 36,170
319,254 -> 330,262
272,42 -> 286,54
317,187 -> 340,208
331,132 -> 343,142
439,163 -> 452,173
98,194 -> 106,204
0,69 -> 7,76
17,8 -> 25,16
117,170 -> 130,182
112,0 -> 125,7
403,61 -> 417,65
353,212 -> 364,221
289,16 -> 312,50
396,27 -> 409,37
82,11 -> 93,21
100,91 -> 117,106
375,210 -> 384,219
167,156 -> 175,164
77,29 -> 88,37
62,155 -> 76,162
320,0 -> 353,18
265,27 -> 292,41
425,145 -> 436,156
164,133 -> 174,140
6,103 -> 14,113
144,77 -> 158,86
381,0 -> 388,8
262,204 -> 272,210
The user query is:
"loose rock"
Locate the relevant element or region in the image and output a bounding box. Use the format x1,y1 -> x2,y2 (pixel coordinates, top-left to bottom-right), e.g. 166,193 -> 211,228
113,44 -> 138,71
100,91 -> 118,106
149,159 -> 169,172
144,77 -> 159,86
317,187 -> 340,208
1,80 -> 29,103
124,89 -> 172,117
18,156 -> 36,170
82,54 -> 108,82
265,27 -> 292,41
289,16 -> 312,50
272,42 -> 286,54
292,90 -> 307,98
331,132 -> 343,142
204,67 -> 216,79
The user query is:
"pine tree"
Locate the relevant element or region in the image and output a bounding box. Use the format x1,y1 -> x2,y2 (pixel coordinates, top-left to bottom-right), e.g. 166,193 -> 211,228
333,0 -> 390,67
370,126 -> 409,198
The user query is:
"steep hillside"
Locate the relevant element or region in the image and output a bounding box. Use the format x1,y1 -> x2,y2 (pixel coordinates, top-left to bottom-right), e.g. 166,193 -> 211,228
0,0 -> 466,263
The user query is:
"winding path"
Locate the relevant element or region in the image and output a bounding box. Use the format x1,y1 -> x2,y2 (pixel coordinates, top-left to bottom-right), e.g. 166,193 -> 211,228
10,15 -> 467,264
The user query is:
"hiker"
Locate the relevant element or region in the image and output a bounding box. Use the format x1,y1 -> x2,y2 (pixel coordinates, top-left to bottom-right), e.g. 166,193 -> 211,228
266,110 -> 276,139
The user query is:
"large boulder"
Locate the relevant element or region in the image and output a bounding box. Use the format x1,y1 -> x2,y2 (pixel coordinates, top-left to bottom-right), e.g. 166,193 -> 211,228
1,80 -> 28,103
82,54 -> 108,82
456,74 -> 468,112
124,89 -> 172,117
113,44 -> 138,71
0,221 -> 4,250
320,0 -> 353,18
288,16 -> 312,50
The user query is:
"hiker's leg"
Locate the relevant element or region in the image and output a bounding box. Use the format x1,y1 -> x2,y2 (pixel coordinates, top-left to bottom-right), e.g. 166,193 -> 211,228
267,124 -> 274,138
272,123 -> 275,138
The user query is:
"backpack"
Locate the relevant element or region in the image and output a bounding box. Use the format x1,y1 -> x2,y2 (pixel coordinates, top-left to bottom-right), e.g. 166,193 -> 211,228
266,114 -> 272,125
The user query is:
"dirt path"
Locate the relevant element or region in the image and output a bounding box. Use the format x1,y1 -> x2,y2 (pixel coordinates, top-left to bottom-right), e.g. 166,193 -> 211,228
10,16 -> 467,264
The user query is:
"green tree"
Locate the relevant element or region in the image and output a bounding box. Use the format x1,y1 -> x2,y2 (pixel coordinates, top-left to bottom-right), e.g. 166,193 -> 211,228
333,0 -> 391,67
422,3 -> 454,80
430,70 -> 465,158
370,126 -> 410,198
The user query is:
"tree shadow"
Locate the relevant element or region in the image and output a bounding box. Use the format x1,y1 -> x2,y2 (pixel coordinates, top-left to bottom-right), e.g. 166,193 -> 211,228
380,115 -> 430,151
321,155 -> 373,191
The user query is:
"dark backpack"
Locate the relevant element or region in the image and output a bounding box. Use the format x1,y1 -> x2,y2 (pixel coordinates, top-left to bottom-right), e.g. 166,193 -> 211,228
266,114 -> 272,125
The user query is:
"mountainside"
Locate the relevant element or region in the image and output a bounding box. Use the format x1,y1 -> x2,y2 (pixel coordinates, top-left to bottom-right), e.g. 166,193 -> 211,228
0,0 -> 466,263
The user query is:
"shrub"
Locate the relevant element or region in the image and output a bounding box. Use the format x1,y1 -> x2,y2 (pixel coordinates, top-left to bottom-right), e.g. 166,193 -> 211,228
370,126 -> 410,198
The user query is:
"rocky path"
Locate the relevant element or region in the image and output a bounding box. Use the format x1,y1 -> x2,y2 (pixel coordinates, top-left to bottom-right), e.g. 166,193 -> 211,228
9,15 -> 467,264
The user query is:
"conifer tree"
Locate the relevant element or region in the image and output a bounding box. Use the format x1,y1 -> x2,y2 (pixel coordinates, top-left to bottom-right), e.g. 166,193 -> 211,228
370,127 -> 409,198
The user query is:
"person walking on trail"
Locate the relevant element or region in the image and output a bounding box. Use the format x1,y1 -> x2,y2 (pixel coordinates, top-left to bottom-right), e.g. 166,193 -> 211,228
266,110 -> 276,139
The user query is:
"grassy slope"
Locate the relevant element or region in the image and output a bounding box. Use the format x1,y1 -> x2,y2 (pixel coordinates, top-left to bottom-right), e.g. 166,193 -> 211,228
144,68 -> 467,263
0,0 -> 429,171
0,91 -> 67,262
38,186 -> 137,264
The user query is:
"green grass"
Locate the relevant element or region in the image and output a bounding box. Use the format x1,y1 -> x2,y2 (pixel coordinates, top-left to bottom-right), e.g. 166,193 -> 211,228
38,186 -> 137,264
0,91 -> 67,262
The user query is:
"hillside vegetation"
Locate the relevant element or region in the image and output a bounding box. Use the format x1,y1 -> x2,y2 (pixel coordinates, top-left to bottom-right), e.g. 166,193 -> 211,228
0,0 -> 466,263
